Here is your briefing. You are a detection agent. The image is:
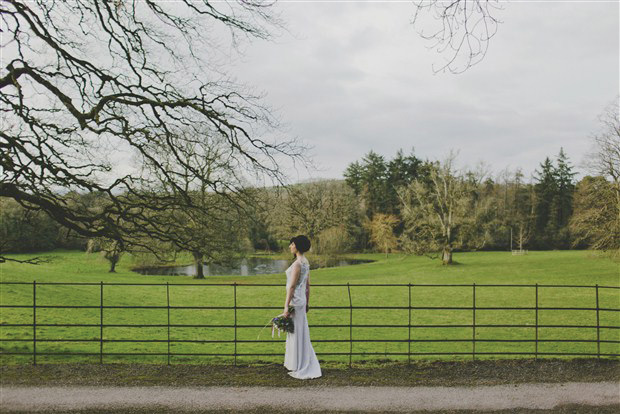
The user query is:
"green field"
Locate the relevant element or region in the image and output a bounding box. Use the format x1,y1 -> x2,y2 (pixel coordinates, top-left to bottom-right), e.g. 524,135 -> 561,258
1,250 -> 619,365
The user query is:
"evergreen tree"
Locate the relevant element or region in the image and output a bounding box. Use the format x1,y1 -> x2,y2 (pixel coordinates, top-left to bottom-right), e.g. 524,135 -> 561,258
555,148 -> 576,227
343,161 -> 363,196
552,148 -> 576,248
360,151 -> 389,217
533,157 -> 558,248
344,149 -> 424,219
532,150 -> 576,249
386,149 -> 424,216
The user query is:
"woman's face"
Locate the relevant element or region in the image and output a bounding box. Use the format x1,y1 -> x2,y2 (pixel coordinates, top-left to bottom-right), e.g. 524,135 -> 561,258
289,242 -> 298,254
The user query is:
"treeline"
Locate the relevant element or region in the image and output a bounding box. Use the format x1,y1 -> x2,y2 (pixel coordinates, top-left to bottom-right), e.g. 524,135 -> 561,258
2,147 -> 618,266
1,186 -> 253,276
0,197 -> 88,253
342,147 -> 580,251
343,148 -> 586,257
257,146 -> 617,264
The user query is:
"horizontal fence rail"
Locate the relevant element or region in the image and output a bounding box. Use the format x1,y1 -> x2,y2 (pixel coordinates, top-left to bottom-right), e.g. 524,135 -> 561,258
0,282 -> 619,366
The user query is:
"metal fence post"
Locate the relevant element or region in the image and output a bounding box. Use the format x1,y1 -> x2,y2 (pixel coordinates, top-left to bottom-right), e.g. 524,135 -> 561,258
167,282 -> 171,365
472,283 -> 476,361
234,282 -> 237,366
33,280 -> 36,366
408,283 -> 412,364
535,283 -> 539,360
347,283 -> 352,368
596,284 -> 600,359
100,281 -> 103,364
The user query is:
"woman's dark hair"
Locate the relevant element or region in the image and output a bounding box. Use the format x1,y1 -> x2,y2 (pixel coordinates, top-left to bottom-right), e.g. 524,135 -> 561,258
290,235 -> 311,260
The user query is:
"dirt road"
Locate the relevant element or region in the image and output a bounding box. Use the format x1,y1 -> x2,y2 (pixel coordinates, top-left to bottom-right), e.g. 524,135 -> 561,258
2,382 -> 618,412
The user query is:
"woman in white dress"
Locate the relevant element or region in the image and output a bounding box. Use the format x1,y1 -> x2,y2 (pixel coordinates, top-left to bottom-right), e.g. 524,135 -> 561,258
279,235 -> 322,379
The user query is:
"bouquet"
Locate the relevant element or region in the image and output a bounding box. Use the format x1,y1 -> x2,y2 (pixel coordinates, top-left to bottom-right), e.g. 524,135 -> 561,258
272,306 -> 295,337
258,306 -> 295,339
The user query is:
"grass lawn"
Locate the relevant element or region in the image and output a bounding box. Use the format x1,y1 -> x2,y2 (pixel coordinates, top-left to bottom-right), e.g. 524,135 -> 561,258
1,249 -> 618,365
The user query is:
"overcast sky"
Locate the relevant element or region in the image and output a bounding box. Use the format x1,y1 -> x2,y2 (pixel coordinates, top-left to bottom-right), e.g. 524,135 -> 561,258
226,1 -> 619,183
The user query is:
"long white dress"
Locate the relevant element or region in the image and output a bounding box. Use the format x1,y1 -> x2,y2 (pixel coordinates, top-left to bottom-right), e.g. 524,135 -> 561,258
283,258 -> 322,379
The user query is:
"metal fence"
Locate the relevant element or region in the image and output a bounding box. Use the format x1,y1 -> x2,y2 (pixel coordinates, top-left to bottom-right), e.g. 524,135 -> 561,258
0,281 -> 619,366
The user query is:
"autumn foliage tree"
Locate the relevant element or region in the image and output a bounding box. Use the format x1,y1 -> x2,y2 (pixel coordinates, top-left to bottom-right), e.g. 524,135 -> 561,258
365,213 -> 399,258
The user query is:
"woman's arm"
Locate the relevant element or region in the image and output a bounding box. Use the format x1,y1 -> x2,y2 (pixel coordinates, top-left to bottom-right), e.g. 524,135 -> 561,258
305,273 -> 310,312
283,262 -> 300,317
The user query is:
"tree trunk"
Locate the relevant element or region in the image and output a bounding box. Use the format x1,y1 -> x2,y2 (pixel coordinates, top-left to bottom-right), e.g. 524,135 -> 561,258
104,252 -> 119,272
193,252 -> 205,279
442,246 -> 453,265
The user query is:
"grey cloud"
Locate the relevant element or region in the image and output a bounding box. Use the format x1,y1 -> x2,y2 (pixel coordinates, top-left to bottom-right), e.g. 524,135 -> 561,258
227,2 -> 618,182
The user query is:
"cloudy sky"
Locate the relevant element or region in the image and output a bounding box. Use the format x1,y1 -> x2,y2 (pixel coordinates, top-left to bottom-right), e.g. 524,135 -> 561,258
226,1 -> 619,183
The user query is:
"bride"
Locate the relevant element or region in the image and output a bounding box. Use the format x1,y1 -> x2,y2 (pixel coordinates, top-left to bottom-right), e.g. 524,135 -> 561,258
279,235 -> 322,379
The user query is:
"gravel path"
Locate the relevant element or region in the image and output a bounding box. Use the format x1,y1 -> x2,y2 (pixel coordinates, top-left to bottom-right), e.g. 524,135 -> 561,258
2,382 -> 618,412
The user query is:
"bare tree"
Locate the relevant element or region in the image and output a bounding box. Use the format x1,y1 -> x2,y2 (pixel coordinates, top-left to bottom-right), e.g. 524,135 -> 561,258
0,1 -> 306,263
280,180 -> 360,251
86,237 -> 124,272
570,176 -> 618,254
398,152 -> 489,264
572,99 -> 620,254
584,99 -> 620,218
144,132 -> 251,278
316,225 -> 353,256
412,0 -> 503,73
514,222 -> 530,252
101,239 -> 124,273
501,168 -> 533,252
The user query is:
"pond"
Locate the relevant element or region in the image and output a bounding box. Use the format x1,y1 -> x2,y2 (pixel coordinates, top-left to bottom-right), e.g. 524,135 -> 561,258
132,256 -> 374,276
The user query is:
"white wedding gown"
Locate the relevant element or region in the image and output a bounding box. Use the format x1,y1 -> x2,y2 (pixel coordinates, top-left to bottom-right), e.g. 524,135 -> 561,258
283,258 -> 322,379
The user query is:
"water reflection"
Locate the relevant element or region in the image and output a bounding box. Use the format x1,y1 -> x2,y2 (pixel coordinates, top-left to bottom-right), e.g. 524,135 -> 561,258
133,256 -> 373,276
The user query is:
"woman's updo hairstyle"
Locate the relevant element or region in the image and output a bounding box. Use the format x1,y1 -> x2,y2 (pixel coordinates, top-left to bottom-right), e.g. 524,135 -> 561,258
290,235 -> 311,260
